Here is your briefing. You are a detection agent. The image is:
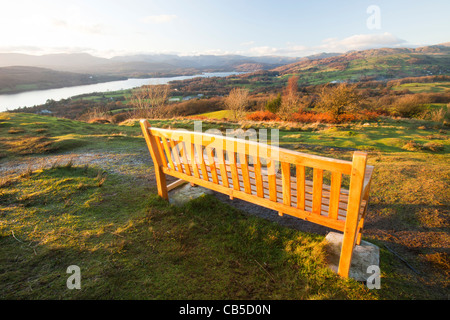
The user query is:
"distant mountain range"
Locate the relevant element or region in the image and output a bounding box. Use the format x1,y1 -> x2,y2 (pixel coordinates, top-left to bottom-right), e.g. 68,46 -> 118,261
1,43 -> 448,78
0,52 -> 304,76
0,42 -> 448,93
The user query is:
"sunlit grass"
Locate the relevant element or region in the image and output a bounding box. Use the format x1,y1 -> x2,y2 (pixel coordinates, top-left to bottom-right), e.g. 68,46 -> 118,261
0,162 -> 374,299
0,111 -> 449,299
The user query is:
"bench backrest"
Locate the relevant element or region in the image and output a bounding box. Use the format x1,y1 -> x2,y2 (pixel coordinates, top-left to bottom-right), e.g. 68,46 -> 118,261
140,120 -> 368,233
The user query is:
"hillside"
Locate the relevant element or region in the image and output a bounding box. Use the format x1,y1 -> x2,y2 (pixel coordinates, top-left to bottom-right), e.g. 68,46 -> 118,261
0,66 -> 125,94
272,45 -> 450,85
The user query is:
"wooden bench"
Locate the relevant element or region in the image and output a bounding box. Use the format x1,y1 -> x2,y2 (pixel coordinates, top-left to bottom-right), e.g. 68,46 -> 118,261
140,119 -> 374,278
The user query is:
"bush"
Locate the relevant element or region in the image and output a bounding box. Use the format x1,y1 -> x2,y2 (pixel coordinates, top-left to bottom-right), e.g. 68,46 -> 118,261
430,106 -> 449,123
265,93 -> 282,114
88,118 -> 111,124
402,140 -> 423,151
245,111 -> 278,121
291,112 -> 334,123
390,94 -> 426,118
111,112 -> 130,124
423,142 -> 444,152
316,83 -> 361,121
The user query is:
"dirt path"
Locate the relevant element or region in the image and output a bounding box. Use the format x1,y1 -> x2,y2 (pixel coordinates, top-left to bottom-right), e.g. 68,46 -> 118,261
1,149 -> 332,235
1,150 -> 152,178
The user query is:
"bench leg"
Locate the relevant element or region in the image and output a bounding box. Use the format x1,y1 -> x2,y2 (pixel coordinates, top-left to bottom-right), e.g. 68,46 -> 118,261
338,229 -> 357,278
155,167 -> 168,200
338,151 -> 367,278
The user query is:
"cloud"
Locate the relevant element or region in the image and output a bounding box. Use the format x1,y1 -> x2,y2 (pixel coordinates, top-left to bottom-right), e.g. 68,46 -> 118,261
51,17 -> 109,35
0,45 -> 97,56
141,14 -> 177,24
242,32 -> 408,57
246,45 -> 309,57
319,32 -> 407,52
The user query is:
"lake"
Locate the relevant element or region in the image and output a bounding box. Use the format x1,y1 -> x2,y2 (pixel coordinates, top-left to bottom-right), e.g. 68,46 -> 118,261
0,72 -> 242,112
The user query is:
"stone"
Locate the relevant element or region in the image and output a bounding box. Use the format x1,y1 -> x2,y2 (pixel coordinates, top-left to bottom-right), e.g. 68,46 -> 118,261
324,232 -> 380,282
168,182 -> 214,206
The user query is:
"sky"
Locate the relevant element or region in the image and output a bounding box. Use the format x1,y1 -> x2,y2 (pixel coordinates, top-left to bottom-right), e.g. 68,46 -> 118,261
0,0 -> 449,58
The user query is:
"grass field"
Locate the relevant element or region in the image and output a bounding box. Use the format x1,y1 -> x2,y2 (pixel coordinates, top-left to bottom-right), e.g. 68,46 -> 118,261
194,109 -> 234,120
392,82 -> 450,93
0,112 -> 448,299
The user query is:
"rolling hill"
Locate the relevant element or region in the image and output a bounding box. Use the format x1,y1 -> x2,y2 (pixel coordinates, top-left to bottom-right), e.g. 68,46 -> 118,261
271,44 -> 450,85
0,66 -> 125,94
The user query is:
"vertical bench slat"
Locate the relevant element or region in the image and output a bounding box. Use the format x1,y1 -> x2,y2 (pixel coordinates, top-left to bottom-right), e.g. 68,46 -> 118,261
254,155 -> 264,197
268,160 -> 277,202
169,140 -> 183,172
190,143 -> 201,179
228,151 -> 240,191
328,172 -> 342,219
161,137 -> 175,170
179,141 -> 192,176
312,168 -> 323,214
296,165 -> 305,210
196,144 -> 209,181
207,147 -> 219,184
155,137 -> 168,168
281,162 -> 291,207
217,149 -> 229,188
239,153 -> 252,194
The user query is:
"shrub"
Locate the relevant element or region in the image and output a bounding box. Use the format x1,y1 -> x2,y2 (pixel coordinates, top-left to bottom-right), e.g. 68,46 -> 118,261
245,111 -> 278,121
88,118 -> 111,124
316,83 -> 361,122
390,94 -> 426,118
291,112 -> 334,123
265,93 -> 282,114
224,88 -> 249,121
430,106 -> 449,123
402,140 -> 423,151
278,76 -> 301,120
111,112 -> 130,124
423,142 -> 444,152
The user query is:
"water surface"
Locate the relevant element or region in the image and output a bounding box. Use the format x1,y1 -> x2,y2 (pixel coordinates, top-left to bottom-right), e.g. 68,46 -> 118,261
0,72 -> 241,112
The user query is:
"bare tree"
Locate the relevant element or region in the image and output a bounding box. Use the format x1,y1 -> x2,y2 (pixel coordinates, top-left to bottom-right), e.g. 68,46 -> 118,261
129,84 -> 169,118
224,88 -> 249,121
278,76 -> 300,120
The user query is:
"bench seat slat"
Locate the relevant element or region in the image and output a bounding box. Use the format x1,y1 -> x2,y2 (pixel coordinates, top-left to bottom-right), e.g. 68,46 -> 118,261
162,166 -> 347,230
194,164 -> 366,219
181,162 -> 357,213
